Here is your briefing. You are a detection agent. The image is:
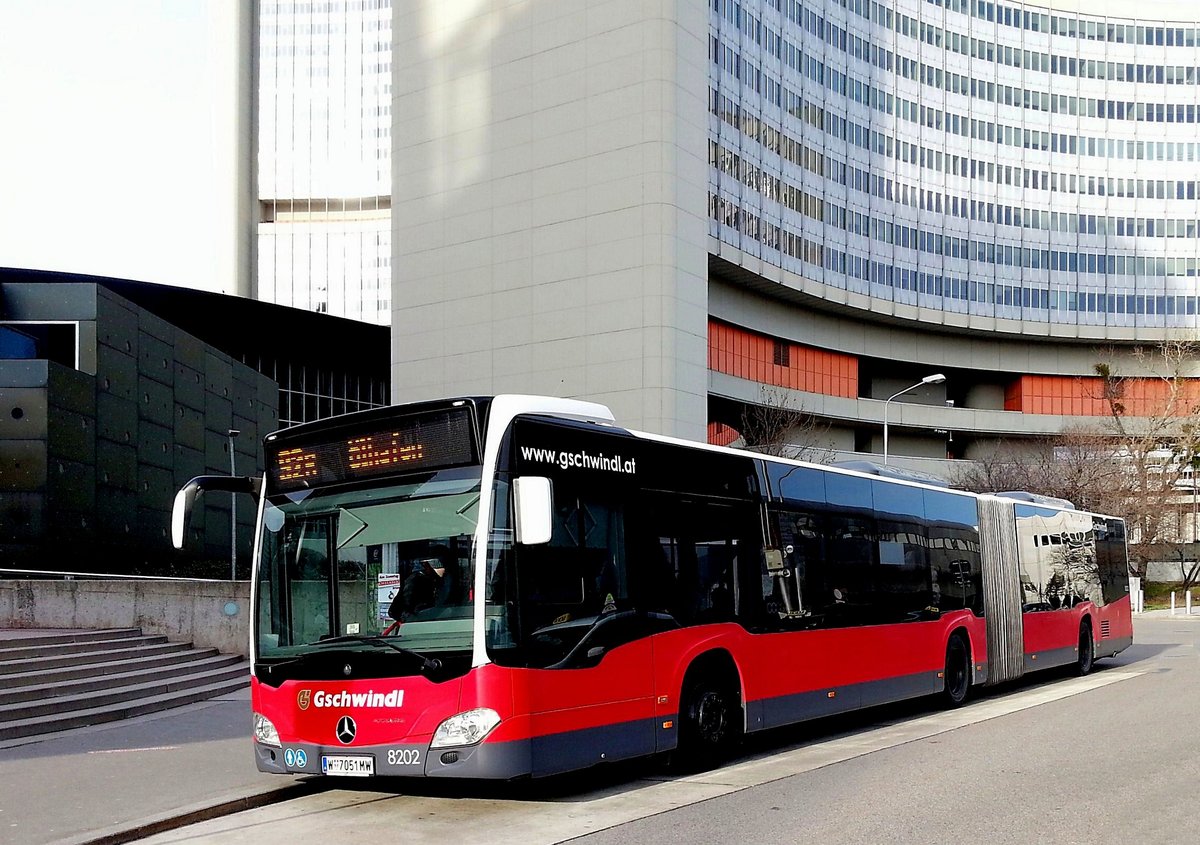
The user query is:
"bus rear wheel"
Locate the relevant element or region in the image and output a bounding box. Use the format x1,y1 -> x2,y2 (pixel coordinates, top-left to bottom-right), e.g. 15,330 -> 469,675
1075,621 -> 1095,676
941,633 -> 971,708
675,672 -> 741,771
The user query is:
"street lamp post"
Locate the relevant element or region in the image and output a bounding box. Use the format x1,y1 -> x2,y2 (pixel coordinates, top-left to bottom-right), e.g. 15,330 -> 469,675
1192,455 -> 1198,551
227,428 -> 240,581
883,373 -> 946,465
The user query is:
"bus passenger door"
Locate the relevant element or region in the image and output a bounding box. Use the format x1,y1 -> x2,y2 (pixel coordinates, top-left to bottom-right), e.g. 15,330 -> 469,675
515,487 -> 657,776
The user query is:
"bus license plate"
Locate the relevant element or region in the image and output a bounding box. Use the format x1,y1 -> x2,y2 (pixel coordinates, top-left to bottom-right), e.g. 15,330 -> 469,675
321,755 -> 374,777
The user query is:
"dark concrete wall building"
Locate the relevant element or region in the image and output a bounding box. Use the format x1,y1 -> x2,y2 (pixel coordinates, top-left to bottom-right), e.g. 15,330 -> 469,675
0,269 -> 388,574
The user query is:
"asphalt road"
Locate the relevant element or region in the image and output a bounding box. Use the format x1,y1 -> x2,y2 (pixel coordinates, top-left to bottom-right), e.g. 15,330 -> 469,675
135,615 -> 1199,845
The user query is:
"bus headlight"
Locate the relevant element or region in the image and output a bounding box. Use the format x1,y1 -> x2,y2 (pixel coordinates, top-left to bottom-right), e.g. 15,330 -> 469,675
430,708 -> 501,748
253,713 -> 281,747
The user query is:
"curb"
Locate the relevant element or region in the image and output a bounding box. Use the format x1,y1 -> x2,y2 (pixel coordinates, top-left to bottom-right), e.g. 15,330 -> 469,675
54,781 -> 324,845
1135,610 -> 1200,619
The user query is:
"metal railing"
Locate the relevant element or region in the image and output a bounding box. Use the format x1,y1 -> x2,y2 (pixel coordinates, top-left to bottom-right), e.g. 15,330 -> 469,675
0,568 -> 229,583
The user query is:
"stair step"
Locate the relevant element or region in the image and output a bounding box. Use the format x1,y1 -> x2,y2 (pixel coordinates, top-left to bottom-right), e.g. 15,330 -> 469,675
0,628 -> 144,650
0,647 -> 222,689
0,653 -> 243,705
0,634 -> 168,663
0,676 -> 250,742
0,641 -> 190,677
0,663 -> 249,722
0,628 -> 248,742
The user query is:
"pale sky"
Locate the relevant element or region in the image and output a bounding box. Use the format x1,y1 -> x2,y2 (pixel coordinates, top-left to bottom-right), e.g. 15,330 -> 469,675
0,1 -> 243,293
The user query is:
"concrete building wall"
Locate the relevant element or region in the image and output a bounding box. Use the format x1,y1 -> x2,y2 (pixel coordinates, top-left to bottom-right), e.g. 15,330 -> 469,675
707,278 -> 1199,384
0,283 -> 277,573
393,0 -> 711,439
0,579 -> 251,656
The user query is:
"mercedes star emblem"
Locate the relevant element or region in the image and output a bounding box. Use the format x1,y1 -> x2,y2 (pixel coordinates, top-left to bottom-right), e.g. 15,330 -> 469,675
343,663 -> 352,676
336,715 -> 357,745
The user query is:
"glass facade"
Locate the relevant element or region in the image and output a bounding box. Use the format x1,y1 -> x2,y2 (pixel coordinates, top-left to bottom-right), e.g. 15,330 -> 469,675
246,353 -> 389,428
257,0 -> 392,326
709,0 -> 1200,330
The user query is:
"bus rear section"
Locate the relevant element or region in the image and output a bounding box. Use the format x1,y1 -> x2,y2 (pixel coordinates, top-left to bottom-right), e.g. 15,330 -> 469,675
1010,500 -> 1133,674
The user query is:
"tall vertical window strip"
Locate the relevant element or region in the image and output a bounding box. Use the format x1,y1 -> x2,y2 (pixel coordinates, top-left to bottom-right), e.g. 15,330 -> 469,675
257,0 -> 393,326
708,0 -> 1200,331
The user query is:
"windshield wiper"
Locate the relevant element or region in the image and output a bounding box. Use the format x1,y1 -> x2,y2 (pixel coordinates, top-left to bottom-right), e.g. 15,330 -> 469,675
312,635 -> 442,672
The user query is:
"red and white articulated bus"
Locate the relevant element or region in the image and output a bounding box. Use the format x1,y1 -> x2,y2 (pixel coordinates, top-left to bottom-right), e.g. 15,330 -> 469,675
172,395 -> 1133,779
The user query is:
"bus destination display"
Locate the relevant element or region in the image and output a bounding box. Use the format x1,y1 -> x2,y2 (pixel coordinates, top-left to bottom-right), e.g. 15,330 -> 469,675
267,408 -> 476,492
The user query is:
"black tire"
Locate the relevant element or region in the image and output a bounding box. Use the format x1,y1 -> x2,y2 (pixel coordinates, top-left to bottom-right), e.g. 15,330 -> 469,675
675,671 -> 742,771
1075,620 -> 1095,676
941,633 -> 971,708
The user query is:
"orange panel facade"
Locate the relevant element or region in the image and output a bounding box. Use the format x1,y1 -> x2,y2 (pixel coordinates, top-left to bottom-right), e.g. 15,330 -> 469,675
707,421 -> 739,447
707,319 -> 858,398
1005,375 -> 1200,416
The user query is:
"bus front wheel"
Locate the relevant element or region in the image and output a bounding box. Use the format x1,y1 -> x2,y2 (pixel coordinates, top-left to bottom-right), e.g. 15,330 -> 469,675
675,671 -> 741,771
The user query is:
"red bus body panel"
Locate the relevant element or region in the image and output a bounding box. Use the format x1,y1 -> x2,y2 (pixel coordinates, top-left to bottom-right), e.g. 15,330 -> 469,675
1022,595 -> 1133,667
251,595 -> 1132,780
252,612 -> 998,778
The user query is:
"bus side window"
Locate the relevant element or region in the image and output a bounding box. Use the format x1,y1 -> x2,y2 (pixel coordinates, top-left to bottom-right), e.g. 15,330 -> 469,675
640,495 -> 760,626
821,514 -> 877,625
875,517 -> 932,622
762,509 -> 812,625
516,486 -> 631,647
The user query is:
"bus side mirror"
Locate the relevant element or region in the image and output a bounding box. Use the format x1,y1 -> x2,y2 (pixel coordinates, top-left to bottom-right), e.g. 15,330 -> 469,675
171,480 -> 202,549
171,475 -> 263,549
513,476 -> 553,545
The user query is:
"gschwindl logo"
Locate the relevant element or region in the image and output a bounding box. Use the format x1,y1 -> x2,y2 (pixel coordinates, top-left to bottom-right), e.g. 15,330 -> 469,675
301,690 -> 405,708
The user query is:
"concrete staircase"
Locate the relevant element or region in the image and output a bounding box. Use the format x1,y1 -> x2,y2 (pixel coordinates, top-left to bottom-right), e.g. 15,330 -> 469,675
0,628 -> 247,742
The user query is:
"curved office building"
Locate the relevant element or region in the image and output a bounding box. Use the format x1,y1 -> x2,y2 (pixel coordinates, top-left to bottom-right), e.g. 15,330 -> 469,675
394,0 -> 1200,468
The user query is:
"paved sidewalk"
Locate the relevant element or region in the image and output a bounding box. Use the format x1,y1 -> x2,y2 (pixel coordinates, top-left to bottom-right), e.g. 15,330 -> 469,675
0,632 -> 311,845
0,610 -> 1193,844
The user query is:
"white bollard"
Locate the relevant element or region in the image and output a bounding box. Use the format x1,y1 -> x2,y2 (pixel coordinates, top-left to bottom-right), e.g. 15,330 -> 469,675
1171,591 -> 1176,615
1189,590 -> 1194,616
1139,590 -> 1145,613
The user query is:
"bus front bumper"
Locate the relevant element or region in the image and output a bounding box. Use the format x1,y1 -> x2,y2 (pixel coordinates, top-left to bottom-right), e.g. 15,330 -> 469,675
255,737 -> 531,779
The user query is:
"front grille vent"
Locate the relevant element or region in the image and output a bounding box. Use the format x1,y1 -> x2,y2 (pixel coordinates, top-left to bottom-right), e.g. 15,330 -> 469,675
1100,619 -> 1111,638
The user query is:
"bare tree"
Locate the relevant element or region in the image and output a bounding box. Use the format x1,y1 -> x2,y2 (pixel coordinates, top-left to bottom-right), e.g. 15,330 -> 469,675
1090,341 -> 1200,577
953,430 -> 1127,513
737,387 -> 834,464
1152,543 -> 1200,591
952,438 -> 1047,493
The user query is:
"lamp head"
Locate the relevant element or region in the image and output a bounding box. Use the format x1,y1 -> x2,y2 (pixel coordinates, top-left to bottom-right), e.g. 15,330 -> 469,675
921,373 -> 946,385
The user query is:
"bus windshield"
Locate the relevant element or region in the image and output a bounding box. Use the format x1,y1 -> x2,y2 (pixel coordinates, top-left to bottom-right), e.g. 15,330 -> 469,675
254,468 -> 481,667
